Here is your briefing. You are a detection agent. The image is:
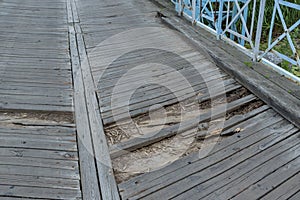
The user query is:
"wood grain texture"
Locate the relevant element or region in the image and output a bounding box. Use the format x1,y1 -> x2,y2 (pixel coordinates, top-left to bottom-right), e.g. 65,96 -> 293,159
0,0 -> 73,112
0,123 -> 82,199
69,24 -> 101,200
75,22 -> 120,200
1,0 -> 299,199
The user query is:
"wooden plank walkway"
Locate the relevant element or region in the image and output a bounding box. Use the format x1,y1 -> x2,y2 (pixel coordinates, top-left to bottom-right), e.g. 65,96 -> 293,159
118,109 -> 300,199
78,1 -> 300,199
0,0 -> 83,199
0,0 -> 73,112
75,0 -> 300,199
0,112 -> 82,199
0,0 -> 299,199
75,0 -> 233,126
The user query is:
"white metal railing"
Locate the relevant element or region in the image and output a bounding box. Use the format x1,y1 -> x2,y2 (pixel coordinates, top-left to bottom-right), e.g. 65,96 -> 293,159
174,0 -> 300,83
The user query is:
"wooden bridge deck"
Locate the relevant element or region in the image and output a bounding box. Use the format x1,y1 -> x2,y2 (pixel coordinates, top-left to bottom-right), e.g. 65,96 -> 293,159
0,0 -> 299,199
0,0 -> 73,112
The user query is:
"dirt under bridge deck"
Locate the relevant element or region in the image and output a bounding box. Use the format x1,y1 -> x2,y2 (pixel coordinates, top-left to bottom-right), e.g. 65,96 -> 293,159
0,0 -> 299,199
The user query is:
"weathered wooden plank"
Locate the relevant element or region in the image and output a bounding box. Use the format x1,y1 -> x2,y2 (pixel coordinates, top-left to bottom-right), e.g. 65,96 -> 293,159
289,191 -> 300,200
0,56 -> 69,64
0,12 -> 66,20
0,95 -> 72,105
89,37 -> 191,61
0,136 -> 77,151
0,82 -> 72,89
0,185 -> 81,199
99,78 -> 235,109
69,25 -> 101,199
99,74 -> 230,115
71,0 -> 79,23
0,1 -> 65,9
0,0 -> 65,4
97,61 -> 214,95
232,153 -> 300,200
76,23 -> 120,200
0,68 -> 71,77
92,50 -> 205,82
0,156 -> 78,170
79,15 -> 148,26
0,127 -> 75,134
127,121 -> 296,199
86,33 -> 187,57
0,164 -> 79,179
118,108 -> 246,190
0,147 -> 78,161
102,77 -> 230,125
0,89 -> 71,98
0,73 -> 70,82
0,75 -> 71,85
99,80 -> 226,121
0,103 -> 73,113
0,130 -> 75,138
118,109 -> 282,197
259,172 -> 300,200
0,15 -> 67,23
98,67 -> 224,105
0,2 -> 73,113
0,71 -> 70,80
110,94 -> 257,158
0,4 -> 66,10
0,62 -> 71,69
0,41 -> 67,49
93,49 -> 216,80
0,0 -> 83,197
0,50 -> 68,60
0,38 -> 65,46
0,130 -> 75,137
176,129 -> 300,199
196,104 -> 269,139
0,197 -> 32,200
0,132 -> 75,142
0,51 -> 68,60
0,174 -> 80,190
204,144 -> 300,200
66,0 -> 73,23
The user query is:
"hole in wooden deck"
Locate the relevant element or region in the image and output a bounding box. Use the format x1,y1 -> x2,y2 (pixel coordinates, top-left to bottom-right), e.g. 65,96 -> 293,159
103,85 -> 265,183
0,110 -> 74,127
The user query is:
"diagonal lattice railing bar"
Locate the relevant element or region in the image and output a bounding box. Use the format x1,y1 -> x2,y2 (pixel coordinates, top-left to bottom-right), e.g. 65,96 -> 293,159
200,0 -> 215,22
275,1 -> 298,60
173,0 -> 300,82
249,0 -> 256,40
200,0 -> 217,25
259,19 -> 300,64
259,0 -> 300,67
222,0 -> 254,48
279,0 -> 300,10
225,0 -> 230,27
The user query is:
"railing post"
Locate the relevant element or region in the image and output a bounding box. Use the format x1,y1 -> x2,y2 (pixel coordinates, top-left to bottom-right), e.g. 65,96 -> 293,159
217,0 -> 224,40
178,0 -> 183,16
192,0 -> 196,24
253,0 -> 266,61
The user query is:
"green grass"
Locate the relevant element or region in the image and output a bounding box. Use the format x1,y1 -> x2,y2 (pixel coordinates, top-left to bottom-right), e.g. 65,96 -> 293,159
244,61 -> 253,68
238,0 -> 300,77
